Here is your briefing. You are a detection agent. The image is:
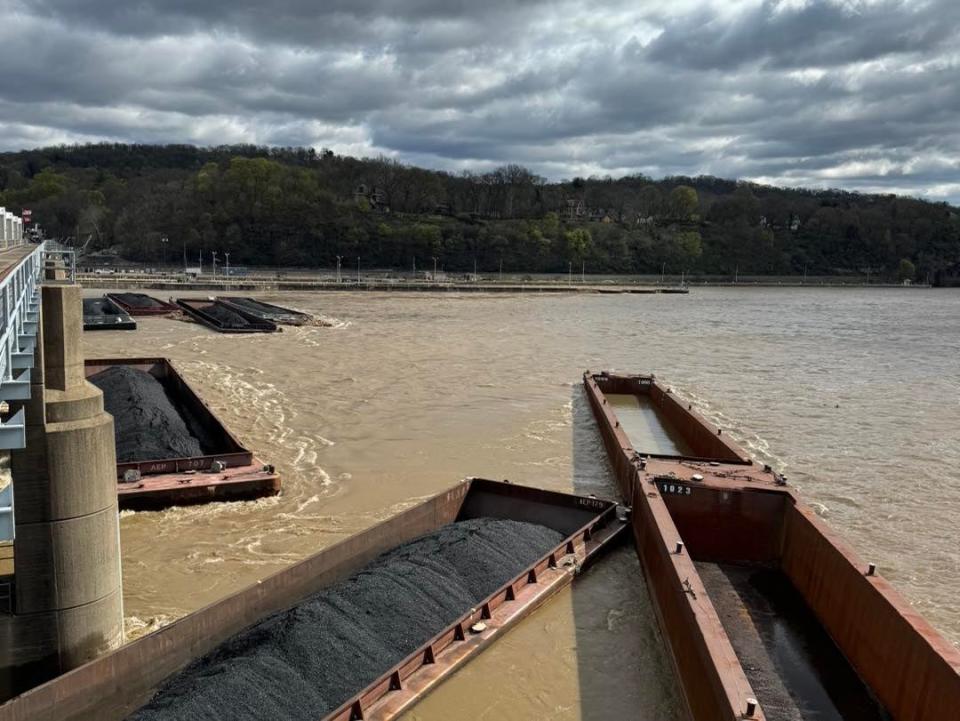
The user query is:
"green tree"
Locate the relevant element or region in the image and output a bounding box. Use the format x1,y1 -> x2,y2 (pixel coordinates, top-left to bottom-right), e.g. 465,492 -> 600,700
897,258 -> 916,282
669,185 -> 699,220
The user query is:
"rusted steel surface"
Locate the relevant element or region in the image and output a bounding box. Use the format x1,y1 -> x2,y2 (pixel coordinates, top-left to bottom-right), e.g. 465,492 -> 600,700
175,298 -> 278,333
584,369 -> 960,721
782,504 -> 960,721
586,371 -> 750,464
84,358 -> 280,510
105,293 -> 178,316
0,478 -> 623,721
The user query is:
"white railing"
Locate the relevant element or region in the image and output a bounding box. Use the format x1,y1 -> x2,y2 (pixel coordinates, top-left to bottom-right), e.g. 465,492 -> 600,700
0,242 -> 49,543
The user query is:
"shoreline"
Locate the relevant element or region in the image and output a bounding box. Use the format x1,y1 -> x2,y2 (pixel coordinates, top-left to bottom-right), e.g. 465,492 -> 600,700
76,274 -> 933,293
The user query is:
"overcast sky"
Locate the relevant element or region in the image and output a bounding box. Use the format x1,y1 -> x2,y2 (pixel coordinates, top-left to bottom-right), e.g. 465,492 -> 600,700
1,0 -> 958,202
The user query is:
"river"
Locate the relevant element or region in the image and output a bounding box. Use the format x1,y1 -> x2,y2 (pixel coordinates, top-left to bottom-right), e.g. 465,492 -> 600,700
83,286 -> 960,720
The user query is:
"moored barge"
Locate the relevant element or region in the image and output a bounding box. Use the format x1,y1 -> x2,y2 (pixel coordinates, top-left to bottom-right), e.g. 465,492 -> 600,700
0,478 -> 626,721
85,358 -> 281,511
584,370 -> 960,721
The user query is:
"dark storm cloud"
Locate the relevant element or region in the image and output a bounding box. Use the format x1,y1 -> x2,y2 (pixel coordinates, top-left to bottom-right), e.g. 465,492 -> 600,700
1,0 -> 958,202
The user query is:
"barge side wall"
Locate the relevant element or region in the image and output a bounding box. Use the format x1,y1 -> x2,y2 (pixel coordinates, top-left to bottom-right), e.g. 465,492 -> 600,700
630,483 -> 763,721
781,504 -> 960,721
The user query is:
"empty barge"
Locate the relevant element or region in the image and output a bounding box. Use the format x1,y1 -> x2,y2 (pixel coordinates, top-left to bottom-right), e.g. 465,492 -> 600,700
176,298 -> 278,333
82,297 -> 136,331
217,297 -> 313,325
85,358 -> 281,511
584,371 -> 960,721
0,478 -> 626,721
106,293 -> 178,316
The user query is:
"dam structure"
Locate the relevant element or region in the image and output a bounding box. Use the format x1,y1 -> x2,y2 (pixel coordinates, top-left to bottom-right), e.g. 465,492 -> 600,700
0,242 -> 124,699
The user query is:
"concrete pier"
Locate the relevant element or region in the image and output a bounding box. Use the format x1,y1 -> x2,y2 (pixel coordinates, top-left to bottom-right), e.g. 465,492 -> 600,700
0,284 -> 123,698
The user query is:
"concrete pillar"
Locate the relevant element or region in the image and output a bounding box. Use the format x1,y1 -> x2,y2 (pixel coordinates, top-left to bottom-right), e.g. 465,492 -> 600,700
2,284 -> 123,697
0,208 -> 6,248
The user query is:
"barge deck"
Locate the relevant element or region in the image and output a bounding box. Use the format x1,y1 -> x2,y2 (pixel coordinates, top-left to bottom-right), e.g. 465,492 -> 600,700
584,371 -> 960,721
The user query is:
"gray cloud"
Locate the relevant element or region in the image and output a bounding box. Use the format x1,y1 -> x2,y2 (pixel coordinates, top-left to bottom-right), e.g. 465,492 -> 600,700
1,0 -> 958,203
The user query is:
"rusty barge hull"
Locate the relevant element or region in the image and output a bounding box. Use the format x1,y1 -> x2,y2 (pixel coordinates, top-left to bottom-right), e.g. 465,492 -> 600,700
584,371 -> 960,721
0,478 -> 626,721
85,358 -> 280,511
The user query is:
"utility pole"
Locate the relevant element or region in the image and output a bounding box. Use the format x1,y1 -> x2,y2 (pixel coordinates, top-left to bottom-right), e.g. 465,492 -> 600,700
211,250 -> 218,278
413,257 -> 416,278
661,262 -> 665,285
499,258 -> 503,282
432,256 -> 438,282
183,239 -> 187,272
225,251 -> 230,280
734,264 -> 739,284
803,264 -> 807,284
581,260 -> 585,284
336,255 -> 342,283
357,256 -> 361,285
569,261 -> 572,285
161,235 -> 168,268
473,258 -> 477,281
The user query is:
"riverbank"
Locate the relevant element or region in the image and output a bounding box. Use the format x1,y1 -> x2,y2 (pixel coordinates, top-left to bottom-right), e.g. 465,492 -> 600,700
76,272 -> 933,294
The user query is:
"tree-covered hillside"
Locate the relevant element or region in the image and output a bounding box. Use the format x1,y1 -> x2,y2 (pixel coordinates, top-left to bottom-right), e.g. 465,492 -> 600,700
1,143 -> 958,282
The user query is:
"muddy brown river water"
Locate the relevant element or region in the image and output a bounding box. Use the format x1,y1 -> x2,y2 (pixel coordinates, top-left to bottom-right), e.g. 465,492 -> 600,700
82,286 -> 960,721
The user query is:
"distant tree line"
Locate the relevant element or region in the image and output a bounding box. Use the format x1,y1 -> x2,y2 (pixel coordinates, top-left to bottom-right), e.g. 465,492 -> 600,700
1,143 -> 958,282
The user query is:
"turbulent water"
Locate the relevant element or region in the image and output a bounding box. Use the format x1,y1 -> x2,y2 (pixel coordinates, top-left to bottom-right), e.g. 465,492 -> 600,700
83,286 -> 960,721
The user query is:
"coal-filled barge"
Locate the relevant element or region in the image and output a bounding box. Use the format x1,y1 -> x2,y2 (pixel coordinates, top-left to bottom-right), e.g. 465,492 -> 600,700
176,298 -> 278,333
85,358 -> 281,511
216,297 -> 313,325
584,371 -> 960,721
0,478 -> 626,721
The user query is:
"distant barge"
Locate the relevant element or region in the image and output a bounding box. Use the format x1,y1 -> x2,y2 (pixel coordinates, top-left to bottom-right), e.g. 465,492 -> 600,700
176,298 -> 278,333
106,292 -> 178,316
0,478 -> 626,721
85,358 -> 281,511
584,371 -> 960,721
217,296 -> 313,325
81,297 -> 136,331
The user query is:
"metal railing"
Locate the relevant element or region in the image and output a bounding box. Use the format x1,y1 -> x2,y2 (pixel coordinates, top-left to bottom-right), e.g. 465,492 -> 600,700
0,242 -> 50,543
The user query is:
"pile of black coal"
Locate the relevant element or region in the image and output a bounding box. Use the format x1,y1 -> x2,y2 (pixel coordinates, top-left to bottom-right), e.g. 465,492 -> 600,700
203,302 -> 251,329
113,293 -> 166,309
89,366 -> 204,463
130,518 -> 564,721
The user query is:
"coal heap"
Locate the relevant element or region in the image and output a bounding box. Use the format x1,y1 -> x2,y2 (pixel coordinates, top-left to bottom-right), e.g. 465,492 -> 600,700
130,518 -> 564,721
114,293 -> 166,308
89,366 -> 204,463
203,302 -> 251,328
